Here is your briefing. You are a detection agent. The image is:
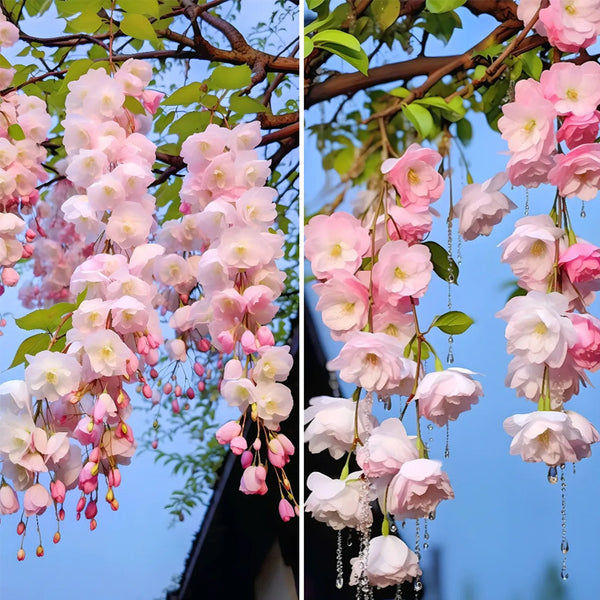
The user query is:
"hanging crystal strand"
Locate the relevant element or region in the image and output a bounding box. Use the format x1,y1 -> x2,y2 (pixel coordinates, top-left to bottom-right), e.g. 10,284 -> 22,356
547,465 -> 558,484
427,422 -> 434,452
423,518 -> 430,550
347,529 -> 353,547
394,583 -> 404,600
389,515 -> 398,534
355,477 -> 373,600
457,234 -> 462,266
580,200 -> 586,218
444,423 -> 450,459
413,519 -> 423,594
524,188 -> 529,216
560,465 -> 569,581
336,530 -> 344,589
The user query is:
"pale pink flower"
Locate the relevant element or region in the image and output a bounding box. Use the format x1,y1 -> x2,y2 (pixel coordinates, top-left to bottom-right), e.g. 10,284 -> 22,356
305,396 -> 378,459
165,338 -> 187,362
350,535 -> 421,588
243,284 -> 277,324
416,368 -> 483,426
278,498 -> 295,522
106,201 -> 154,248
454,172 -> 517,241
539,0 -> 600,53
215,421 -> 242,445
313,272 -> 369,340
24,350 -> 82,402
305,212 -> 370,280
218,227 -> 282,269
253,345 -> 293,383
23,483 -> 51,516
0,484 -> 19,514
496,291 -> 577,367
386,458 -> 454,519
542,62 -> 600,116
499,215 -> 564,287
385,205 -> 433,244
549,143 -> 600,201
221,377 -> 256,412
356,418 -> 418,478
567,312 -> 600,371
372,239 -> 432,303
254,381 -> 293,429
239,465 -> 268,495
83,329 -> 133,377
110,295 -> 149,334
504,410 -> 599,465
65,149 -> 109,189
327,331 -> 416,395
382,144 -> 444,211
557,111 -> 600,150
305,471 -> 371,530
0,19 -> 19,48
231,121 -> 262,151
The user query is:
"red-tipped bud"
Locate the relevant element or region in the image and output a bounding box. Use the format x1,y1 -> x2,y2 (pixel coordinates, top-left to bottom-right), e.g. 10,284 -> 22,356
197,381 -> 205,392
53,532 -> 61,544
36,545 -> 44,557
163,382 -> 172,394
142,384 -> 152,399
89,519 -> 97,531
16,521 -> 25,535
151,439 -> 158,449
25,228 -> 36,242
58,508 -> 65,521
85,500 -> 98,520
150,368 -> 158,379
171,399 -> 180,414
105,488 -> 114,503
110,499 -> 119,511
193,362 -> 205,377
17,548 -> 25,561
108,468 -> 121,488
76,497 -> 86,513
174,385 -> 182,397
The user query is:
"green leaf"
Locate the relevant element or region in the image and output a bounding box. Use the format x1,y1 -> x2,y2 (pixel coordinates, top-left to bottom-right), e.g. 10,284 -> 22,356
421,9 -> 462,44
423,240 -> 459,283
426,0 -> 466,13
123,95 -> 146,114
169,111 -> 212,143
64,11 -> 103,34
15,302 -> 76,332
162,83 -> 203,106
56,0 -> 103,17
416,96 -> 465,121
312,32 -> 369,75
431,311 -> 474,335
8,124 -> 25,141
229,95 -> 268,115
312,30 -> 362,53
9,333 -> 51,369
118,0 -> 159,18
208,65 -> 252,90
120,13 -> 158,41
403,103 -> 433,137
521,50 -> 543,80
304,36 -> 314,57
307,0 -> 327,9
455,118 -> 472,145
371,0 -> 400,30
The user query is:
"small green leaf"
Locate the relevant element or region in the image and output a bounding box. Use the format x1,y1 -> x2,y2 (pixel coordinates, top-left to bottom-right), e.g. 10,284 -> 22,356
307,0 -> 327,9
426,0 -> 466,13
208,65 -> 252,90
312,30 -> 362,53
9,333 -> 51,369
304,36 -> 314,57
64,11 -> 103,34
162,82 -> 203,106
8,124 -> 25,141
120,13 -> 158,41
371,0 -> 400,30
416,96 -> 465,121
403,103 -> 433,137
15,302 -> 76,332
456,118 -> 472,145
229,95 -> 268,115
118,0 -> 159,18
423,240 -> 459,283
123,95 -> 146,115
521,50 -> 543,80
421,9 -> 462,44
431,311 -> 474,335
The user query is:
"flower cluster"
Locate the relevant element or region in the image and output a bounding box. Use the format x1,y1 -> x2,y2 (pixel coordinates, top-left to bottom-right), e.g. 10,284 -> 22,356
152,122 -> 298,520
305,145 -> 482,591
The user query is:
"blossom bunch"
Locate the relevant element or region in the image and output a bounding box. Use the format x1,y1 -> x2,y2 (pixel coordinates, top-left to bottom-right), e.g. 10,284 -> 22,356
305,144 -> 481,591
151,122 -> 298,520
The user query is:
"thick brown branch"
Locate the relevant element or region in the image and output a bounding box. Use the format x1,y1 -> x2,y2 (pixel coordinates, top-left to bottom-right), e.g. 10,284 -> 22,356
258,111 -> 299,129
259,123 -> 299,147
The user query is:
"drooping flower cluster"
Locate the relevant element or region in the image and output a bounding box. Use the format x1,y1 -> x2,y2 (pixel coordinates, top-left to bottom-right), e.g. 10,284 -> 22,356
0,60 -> 167,559
150,122 -> 298,519
305,145 -> 482,591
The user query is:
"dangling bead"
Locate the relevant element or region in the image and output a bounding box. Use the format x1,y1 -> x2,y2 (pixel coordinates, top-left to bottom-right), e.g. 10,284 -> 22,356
395,583 -> 404,600
547,466 -> 558,484
580,200 -> 586,218
444,424 -> 450,459
560,465 -> 569,581
423,518 -> 430,550
525,188 -> 530,216
415,519 -> 421,560
336,530 -> 344,589
446,336 -> 454,365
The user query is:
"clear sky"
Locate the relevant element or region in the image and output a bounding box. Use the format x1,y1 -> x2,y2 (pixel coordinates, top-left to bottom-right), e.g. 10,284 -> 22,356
305,7 -> 600,600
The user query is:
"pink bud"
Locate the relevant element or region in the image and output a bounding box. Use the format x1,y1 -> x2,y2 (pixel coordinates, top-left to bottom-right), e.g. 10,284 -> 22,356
2,267 -> 19,287
230,436 -> 248,455
163,383 -> 173,394
146,348 -> 159,366
197,381 -> 205,392
0,318 -> 5,327
147,333 -> 161,349
179,202 -> 191,214
22,244 -> 34,258
151,439 -> 158,449
217,331 -> 235,354
89,447 -> 100,463
84,500 -> 98,520
240,451 -> 253,468
171,399 -> 180,414
278,498 -> 295,522
108,468 -> 121,488
0,484 -> 19,515
150,368 -> 158,379
198,339 -> 211,352
16,521 -> 25,535
25,228 -> 36,242
174,385 -> 182,397
50,480 -> 66,504
142,384 -> 152,399
277,433 -> 295,456
253,438 -> 262,451
241,330 -> 258,354
185,387 -> 194,399
137,336 -> 150,354
76,497 -> 86,513
193,362 -> 205,377
256,326 -> 275,347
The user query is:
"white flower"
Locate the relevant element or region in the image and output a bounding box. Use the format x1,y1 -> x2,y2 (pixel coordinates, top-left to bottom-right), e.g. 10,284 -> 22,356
83,329 -> 132,377
25,351 -> 82,402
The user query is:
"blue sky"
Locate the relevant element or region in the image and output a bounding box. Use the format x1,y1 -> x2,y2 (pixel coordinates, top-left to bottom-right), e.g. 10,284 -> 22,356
304,7 -> 600,599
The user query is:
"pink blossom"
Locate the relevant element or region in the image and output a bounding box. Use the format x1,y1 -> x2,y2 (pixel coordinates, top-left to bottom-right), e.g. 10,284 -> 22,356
23,483 -> 51,516
305,212 -> 370,279
539,0 -> 600,53
83,329 -> 133,377
504,411 -> 599,465
356,418 -> 418,478
253,345 -> 293,382
567,312 -> 600,371
382,144 -> 444,211
386,458 -> 454,519
385,205 -> 433,244
313,272 -> 369,340
305,395 -> 377,459
541,62 -> 600,116
496,291 -> 577,367
254,381 -> 293,429
372,239 -> 432,303
2,266 -> 18,286
350,535 -> 421,588
559,241 -> 600,282
24,350 -> 82,402
305,471 -> 370,530
230,436 -> 248,455
557,111 -> 600,150
278,498 -> 295,522
416,368 -> 483,426
239,465 -> 268,495
0,484 -> 19,514
454,172 -> 516,241
327,331 -> 416,395
549,143 -> 600,201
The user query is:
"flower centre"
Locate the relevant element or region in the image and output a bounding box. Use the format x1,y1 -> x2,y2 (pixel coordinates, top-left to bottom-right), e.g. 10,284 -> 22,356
537,429 -> 551,446
524,119 -> 537,133
365,352 -> 379,365
394,266 -> 406,280
564,3 -> 576,15
566,88 -> 578,101
530,240 -> 546,257
330,243 -> 343,258
407,168 -> 420,185
534,321 -> 548,335
45,370 -> 58,384
343,302 -> 355,313
385,324 -> 398,337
